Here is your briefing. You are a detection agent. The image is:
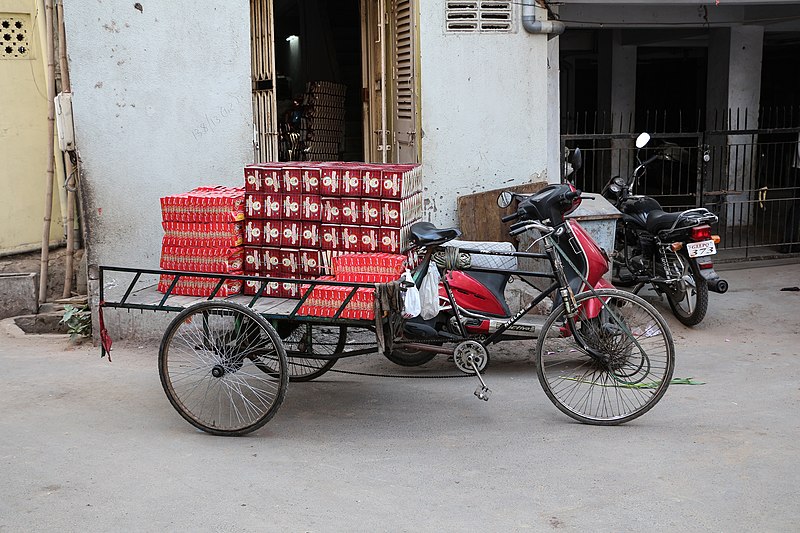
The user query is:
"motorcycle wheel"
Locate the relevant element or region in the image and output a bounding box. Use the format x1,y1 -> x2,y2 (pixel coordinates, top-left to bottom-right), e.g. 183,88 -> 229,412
383,346 -> 438,367
664,251 -> 709,327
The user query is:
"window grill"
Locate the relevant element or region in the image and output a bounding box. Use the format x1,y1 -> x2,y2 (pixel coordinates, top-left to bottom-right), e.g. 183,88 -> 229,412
1,14 -> 31,59
445,1 -> 514,33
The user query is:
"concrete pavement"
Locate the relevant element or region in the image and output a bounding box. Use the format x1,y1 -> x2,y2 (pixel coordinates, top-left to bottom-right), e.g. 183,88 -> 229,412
0,261 -> 798,532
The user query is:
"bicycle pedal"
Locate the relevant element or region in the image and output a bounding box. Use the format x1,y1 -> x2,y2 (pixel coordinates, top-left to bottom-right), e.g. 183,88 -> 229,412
474,385 -> 491,401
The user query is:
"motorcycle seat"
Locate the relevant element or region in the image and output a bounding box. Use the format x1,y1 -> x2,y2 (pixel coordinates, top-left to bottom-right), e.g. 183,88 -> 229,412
409,222 -> 462,246
645,210 -> 683,234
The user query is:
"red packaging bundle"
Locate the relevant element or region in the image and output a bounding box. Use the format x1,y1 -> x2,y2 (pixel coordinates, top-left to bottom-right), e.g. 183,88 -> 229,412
282,194 -> 302,219
160,245 -> 244,273
359,226 -> 380,253
245,194 -> 265,219
243,278 -> 281,296
158,275 -> 242,297
321,197 -> 341,223
297,278 -> 376,320
161,222 -> 243,248
361,198 -> 382,226
261,163 -> 283,194
244,246 -> 262,273
160,186 -> 245,223
301,195 -> 322,220
244,165 -> 260,192
340,198 -> 360,224
340,225 -> 361,252
283,166 -> 303,193
299,248 -> 323,276
301,165 -> 321,194
382,192 -> 423,228
321,224 -> 340,250
319,165 -> 342,196
332,252 -> 407,281
341,167 -> 363,196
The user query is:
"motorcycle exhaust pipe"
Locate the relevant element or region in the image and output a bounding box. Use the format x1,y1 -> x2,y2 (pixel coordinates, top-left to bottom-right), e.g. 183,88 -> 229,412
708,278 -> 729,294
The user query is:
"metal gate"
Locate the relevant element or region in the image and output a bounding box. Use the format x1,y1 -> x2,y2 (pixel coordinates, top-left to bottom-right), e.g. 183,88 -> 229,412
561,107 -> 800,260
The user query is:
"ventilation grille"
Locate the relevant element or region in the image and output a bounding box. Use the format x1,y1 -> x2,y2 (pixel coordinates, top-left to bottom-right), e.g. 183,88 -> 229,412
445,1 -> 514,33
1,14 -> 31,59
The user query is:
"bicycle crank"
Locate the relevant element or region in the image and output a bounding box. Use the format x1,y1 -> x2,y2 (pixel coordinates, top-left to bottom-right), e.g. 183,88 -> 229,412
453,340 -> 491,401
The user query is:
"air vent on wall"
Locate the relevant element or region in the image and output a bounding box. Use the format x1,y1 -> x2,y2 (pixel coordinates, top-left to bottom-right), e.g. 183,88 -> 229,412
445,1 -> 514,33
1,14 -> 31,59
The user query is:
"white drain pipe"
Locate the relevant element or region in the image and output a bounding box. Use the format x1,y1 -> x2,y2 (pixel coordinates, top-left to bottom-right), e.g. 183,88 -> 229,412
521,0 -> 565,36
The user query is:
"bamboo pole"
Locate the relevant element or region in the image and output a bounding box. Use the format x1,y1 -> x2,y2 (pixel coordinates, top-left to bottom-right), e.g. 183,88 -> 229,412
57,0 -> 75,298
39,0 -> 57,307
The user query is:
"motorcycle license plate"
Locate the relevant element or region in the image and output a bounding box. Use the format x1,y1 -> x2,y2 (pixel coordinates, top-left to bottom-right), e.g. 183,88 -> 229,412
686,240 -> 716,258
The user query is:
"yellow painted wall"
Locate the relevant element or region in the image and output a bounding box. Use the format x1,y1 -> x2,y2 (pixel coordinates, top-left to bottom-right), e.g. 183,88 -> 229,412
0,0 -> 64,254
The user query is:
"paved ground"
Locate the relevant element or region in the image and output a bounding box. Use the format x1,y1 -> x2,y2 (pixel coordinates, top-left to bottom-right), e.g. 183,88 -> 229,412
1,261 -> 798,532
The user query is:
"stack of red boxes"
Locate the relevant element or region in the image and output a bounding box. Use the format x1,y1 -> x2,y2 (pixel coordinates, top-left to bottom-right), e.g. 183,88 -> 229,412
296,253 -> 408,320
158,186 -> 245,296
242,161 -> 423,299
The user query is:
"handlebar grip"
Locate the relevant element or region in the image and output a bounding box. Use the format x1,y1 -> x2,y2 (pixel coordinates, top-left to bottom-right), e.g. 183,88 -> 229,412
509,227 -> 527,237
502,211 -> 521,223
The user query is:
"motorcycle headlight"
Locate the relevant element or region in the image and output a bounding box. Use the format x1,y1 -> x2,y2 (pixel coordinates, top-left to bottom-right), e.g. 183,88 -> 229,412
609,183 -> 622,194
613,177 -> 626,187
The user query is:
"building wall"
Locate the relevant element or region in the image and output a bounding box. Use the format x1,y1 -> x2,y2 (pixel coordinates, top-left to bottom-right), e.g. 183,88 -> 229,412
418,6 -> 554,227
0,0 -> 64,254
61,2 -> 253,275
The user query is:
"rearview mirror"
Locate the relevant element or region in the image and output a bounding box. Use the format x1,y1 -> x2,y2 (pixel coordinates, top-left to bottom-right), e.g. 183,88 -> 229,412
635,132 -> 651,149
569,147 -> 582,172
497,191 -> 514,208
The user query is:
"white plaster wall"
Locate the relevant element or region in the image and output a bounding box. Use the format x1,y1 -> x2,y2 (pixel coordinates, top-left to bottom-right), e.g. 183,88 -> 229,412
62,2 -> 253,273
419,9 -> 553,227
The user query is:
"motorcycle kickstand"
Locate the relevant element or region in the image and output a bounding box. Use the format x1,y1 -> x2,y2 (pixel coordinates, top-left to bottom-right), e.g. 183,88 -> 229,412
469,355 -> 491,401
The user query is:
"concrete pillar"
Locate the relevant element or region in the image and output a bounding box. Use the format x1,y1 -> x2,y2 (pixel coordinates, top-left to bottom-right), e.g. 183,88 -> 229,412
706,26 -> 764,228
597,30 -> 637,180
547,36 -> 561,182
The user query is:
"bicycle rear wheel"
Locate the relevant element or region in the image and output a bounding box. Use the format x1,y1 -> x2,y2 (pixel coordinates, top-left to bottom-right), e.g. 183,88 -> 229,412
535,288 -> 674,425
159,301 -> 288,436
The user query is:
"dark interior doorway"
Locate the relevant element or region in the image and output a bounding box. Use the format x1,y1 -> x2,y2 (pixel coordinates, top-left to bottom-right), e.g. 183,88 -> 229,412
273,0 -> 364,161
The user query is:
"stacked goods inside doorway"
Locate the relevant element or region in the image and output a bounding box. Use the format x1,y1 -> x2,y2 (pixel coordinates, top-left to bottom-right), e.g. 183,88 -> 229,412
157,187 -> 245,296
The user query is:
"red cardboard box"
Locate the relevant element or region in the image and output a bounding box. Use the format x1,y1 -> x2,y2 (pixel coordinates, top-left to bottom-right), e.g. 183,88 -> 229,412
320,165 -> 342,196
243,278 -> 281,297
245,194 -> 264,219
381,164 -> 422,199
321,224 -> 340,250
262,219 -> 282,246
301,222 -> 320,248
321,197 -> 341,224
282,194 -> 302,219
301,194 -> 322,221
340,225 -> 362,252
341,198 -> 360,224
262,165 -> 282,194
297,282 -> 376,320
341,167 -> 363,197
262,247 -> 283,274
263,193 -> 283,219
301,166 -> 321,194
299,248 -> 322,276
361,198 -> 382,226
333,252 -> 407,280
362,165 -> 383,197
279,248 -> 301,276
244,246 -> 262,273
360,226 -> 380,253
283,166 -> 303,193
244,220 -> 263,245
280,220 -> 301,248
244,165 -> 260,193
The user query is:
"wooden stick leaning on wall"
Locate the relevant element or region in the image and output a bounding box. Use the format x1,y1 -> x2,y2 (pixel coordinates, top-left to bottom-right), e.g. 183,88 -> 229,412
57,0 -> 76,298
39,0 -> 57,307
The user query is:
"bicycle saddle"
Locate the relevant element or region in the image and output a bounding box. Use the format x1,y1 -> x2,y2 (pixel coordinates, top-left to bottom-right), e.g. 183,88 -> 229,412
409,222 -> 462,246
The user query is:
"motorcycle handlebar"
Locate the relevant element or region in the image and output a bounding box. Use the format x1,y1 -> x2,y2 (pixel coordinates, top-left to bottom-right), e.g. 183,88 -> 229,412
501,211 -> 521,223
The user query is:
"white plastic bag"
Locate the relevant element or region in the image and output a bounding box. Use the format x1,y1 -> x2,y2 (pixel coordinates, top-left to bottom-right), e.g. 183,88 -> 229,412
419,262 -> 441,320
401,270 -> 421,318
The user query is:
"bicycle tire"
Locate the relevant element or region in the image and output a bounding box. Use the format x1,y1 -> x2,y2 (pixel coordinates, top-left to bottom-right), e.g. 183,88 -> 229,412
159,301 -> 288,436
535,288 -> 675,425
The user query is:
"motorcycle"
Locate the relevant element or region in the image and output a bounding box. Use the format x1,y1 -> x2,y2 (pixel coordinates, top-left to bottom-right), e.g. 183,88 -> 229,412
602,132 -> 729,326
386,148 -> 618,371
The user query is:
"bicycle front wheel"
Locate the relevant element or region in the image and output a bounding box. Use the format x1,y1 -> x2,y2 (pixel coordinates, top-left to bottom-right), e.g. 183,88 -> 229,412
536,288 -> 675,425
159,301 -> 288,436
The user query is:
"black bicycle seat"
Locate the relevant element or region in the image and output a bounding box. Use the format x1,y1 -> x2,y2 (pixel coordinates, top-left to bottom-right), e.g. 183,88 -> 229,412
409,222 -> 462,246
